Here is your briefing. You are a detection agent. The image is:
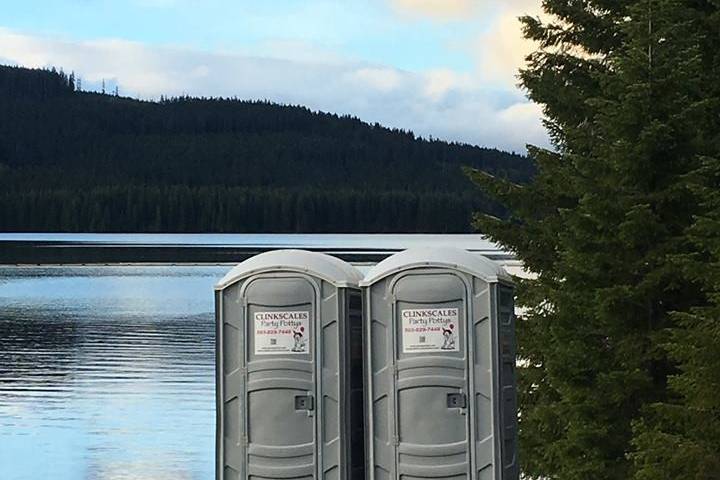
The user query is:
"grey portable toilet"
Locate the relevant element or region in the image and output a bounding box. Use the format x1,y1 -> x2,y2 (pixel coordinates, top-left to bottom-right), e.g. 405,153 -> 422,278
360,247 -> 518,480
215,250 -> 365,480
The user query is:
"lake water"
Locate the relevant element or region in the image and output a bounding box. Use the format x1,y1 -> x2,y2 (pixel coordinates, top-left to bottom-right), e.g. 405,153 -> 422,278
0,235 -> 516,480
0,266 -> 228,480
0,233 -> 512,264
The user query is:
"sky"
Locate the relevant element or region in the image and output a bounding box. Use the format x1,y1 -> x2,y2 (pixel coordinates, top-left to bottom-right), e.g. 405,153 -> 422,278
0,0 -> 548,152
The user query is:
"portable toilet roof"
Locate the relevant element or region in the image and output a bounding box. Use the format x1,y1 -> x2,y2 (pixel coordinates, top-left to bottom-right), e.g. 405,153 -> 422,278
360,246 -> 512,286
215,249 -> 364,290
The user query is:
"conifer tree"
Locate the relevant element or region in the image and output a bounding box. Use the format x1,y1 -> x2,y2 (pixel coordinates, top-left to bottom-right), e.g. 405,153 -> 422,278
466,1 -> 720,478
632,156 -> 720,480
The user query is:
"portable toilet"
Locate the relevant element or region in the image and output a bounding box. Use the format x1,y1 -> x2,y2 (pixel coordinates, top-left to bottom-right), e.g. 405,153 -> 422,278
215,250 -> 365,480
360,247 -> 518,480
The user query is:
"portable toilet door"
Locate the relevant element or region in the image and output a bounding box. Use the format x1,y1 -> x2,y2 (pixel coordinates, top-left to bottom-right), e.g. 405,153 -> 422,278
215,250 -> 364,480
360,247 -> 518,480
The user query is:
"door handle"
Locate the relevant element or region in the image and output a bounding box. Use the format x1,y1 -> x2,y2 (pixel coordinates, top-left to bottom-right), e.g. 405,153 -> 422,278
295,394 -> 314,416
447,392 -> 467,413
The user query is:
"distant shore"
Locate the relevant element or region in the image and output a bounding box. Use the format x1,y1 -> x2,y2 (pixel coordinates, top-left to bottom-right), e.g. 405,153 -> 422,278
0,233 -> 515,265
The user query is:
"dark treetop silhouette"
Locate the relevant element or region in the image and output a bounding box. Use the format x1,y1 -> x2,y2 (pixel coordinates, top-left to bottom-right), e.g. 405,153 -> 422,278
0,65 -> 533,233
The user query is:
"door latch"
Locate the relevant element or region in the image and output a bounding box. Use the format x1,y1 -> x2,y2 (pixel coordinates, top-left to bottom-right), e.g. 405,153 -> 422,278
294,394 -> 314,411
447,392 -> 467,409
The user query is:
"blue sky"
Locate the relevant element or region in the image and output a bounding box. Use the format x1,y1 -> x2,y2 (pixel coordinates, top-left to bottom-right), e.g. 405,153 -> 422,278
0,0 -> 548,152
3,0 -> 479,72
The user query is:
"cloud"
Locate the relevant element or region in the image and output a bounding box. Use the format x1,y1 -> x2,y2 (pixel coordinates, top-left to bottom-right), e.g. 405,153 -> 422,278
0,27 -> 548,152
475,12 -> 534,86
347,67 -> 405,92
422,69 -> 471,101
472,1 -> 545,86
385,0 -> 551,151
390,0 -> 476,20
385,0 -> 543,88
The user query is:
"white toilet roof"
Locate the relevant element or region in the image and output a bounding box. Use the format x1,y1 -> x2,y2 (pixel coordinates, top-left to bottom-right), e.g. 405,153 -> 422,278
215,249 -> 363,290
360,246 -> 512,286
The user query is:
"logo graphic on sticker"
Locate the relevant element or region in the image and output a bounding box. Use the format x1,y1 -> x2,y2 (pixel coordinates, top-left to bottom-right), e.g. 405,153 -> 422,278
291,326 -> 307,352
441,323 -> 456,350
254,311 -> 310,355
401,308 -> 460,353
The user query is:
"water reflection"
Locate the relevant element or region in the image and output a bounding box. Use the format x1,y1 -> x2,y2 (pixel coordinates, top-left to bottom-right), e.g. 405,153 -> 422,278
0,266 -> 226,480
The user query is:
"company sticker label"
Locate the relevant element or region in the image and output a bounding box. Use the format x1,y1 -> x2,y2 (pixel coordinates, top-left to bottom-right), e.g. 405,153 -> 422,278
254,311 -> 310,355
401,307 -> 460,353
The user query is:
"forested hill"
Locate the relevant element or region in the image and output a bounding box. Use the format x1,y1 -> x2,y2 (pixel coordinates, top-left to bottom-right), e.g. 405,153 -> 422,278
0,65 -> 533,232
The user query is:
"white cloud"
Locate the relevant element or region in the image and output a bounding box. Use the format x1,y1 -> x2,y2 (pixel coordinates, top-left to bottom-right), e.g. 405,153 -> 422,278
496,101 -> 546,151
422,69 -> 471,101
387,0 -> 549,147
347,67 -> 405,92
475,13 -> 533,85
0,27 -> 548,152
248,39 -> 348,65
386,0 -> 544,90
390,0 -> 477,20
472,2 -> 545,86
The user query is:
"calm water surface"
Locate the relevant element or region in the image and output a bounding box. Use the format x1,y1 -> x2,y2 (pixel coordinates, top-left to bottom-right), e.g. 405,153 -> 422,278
0,266 -> 228,480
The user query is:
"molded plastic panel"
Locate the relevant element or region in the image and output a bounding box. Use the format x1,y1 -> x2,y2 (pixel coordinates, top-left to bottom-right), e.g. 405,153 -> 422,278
363,250 -> 517,480
217,252 -> 363,480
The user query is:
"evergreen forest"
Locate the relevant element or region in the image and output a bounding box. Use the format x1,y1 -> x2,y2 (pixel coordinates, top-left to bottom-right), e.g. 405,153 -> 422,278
468,1 -> 720,478
0,64 -> 533,232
